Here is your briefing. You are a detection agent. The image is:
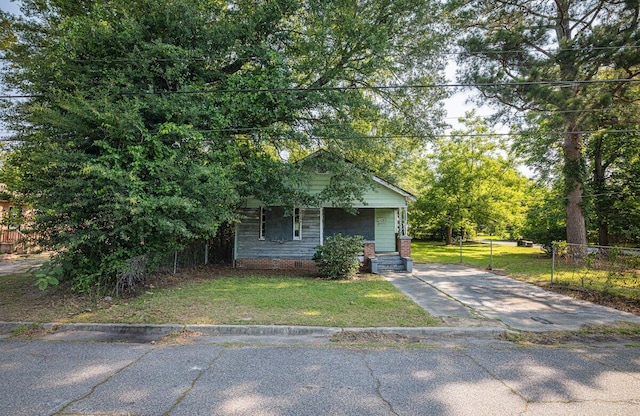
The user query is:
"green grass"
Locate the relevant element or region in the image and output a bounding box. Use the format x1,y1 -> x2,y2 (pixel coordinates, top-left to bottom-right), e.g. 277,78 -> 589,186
0,272 -> 440,327
412,241 -> 640,302
412,241 -> 549,277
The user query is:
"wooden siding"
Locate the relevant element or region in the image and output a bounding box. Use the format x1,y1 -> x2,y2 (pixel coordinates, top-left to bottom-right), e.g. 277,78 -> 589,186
236,208 -> 321,259
244,174 -> 409,209
307,174 -> 408,208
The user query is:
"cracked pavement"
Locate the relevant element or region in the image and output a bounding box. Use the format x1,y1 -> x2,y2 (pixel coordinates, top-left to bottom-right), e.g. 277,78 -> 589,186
1,338 -> 640,415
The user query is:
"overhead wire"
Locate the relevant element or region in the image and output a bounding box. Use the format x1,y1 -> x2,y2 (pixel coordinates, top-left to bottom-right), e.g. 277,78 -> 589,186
1,44 -> 638,62
0,77 -> 639,100
1,128 -> 639,143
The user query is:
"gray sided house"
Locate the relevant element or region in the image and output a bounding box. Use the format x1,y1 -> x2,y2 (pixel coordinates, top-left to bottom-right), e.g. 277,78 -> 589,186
233,156 -> 416,273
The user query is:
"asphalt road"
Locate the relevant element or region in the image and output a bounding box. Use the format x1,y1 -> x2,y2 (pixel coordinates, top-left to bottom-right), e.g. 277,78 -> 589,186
1,338 -> 640,416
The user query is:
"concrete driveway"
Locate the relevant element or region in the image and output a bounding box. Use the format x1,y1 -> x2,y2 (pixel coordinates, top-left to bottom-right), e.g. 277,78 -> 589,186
386,263 -> 640,332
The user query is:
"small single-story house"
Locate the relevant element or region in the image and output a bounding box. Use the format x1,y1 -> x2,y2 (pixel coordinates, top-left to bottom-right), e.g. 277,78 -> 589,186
233,151 -> 416,273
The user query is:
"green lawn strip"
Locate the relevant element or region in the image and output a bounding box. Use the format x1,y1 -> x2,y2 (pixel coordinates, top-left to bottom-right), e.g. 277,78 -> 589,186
1,273 -> 439,327
412,241 -> 640,302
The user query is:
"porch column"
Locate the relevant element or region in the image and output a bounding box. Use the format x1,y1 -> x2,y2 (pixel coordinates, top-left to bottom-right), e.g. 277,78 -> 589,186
363,241 -> 376,258
397,236 -> 411,258
319,207 -> 324,246
399,206 -> 409,236
364,241 -> 378,274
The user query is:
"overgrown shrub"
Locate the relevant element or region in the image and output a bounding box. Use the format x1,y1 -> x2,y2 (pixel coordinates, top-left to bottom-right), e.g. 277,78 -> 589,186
313,234 -> 364,280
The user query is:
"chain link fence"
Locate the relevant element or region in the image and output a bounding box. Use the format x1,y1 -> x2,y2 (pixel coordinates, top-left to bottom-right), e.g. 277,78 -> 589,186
156,239 -> 211,275
424,239 -> 640,300
115,239 -> 213,295
551,243 -> 640,294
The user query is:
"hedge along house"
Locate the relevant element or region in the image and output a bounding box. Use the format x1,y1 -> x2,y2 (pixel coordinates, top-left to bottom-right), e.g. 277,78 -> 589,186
233,151 -> 416,273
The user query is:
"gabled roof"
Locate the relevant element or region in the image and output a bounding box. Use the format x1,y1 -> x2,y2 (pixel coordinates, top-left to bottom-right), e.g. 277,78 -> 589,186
297,150 -> 416,202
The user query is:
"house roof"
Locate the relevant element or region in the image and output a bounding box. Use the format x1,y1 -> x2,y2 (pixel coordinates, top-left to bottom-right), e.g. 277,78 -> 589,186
297,150 -> 416,202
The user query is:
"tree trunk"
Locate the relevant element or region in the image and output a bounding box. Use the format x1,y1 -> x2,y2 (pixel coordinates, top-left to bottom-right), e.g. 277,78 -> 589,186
445,225 -> 453,245
563,129 -> 587,247
598,223 -> 609,247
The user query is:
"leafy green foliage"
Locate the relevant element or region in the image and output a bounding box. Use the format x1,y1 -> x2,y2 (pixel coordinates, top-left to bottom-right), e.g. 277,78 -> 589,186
33,262 -> 63,291
520,183 -> 566,252
0,0 -> 447,293
587,100 -> 640,246
313,234 -> 365,280
410,115 -> 531,244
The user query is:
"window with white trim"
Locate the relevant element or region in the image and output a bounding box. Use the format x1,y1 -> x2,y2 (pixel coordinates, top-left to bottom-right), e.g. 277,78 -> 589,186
293,207 -> 302,240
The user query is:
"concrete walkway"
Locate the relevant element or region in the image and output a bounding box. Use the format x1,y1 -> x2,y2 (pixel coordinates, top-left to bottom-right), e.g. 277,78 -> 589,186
385,263 -> 640,332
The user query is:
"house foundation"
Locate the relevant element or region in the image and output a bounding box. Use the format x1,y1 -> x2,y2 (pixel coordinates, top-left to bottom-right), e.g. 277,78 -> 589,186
235,258 -> 318,271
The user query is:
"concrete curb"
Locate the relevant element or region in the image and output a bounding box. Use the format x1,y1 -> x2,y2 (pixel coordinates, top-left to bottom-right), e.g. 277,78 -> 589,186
0,321 -> 507,340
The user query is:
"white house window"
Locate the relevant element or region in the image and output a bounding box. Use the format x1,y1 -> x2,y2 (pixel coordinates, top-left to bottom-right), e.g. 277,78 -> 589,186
259,207 -> 266,240
293,207 -> 302,240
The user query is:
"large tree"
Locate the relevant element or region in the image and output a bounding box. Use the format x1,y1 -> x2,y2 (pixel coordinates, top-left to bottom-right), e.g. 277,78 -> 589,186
448,0 -> 640,247
411,116 -> 530,244
0,0 -> 446,292
585,76 -> 640,245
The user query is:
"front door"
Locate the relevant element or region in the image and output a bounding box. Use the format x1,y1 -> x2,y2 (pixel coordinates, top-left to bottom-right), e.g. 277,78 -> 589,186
374,209 -> 396,252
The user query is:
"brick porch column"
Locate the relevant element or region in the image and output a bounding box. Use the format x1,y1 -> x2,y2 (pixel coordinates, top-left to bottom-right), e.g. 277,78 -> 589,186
363,241 -> 377,273
397,236 -> 412,258
363,241 -> 376,259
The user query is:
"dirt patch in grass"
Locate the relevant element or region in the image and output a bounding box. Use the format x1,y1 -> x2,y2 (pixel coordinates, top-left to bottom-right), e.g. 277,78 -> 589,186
0,278 -> 93,323
158,329 -> 204,345
330,331 -> 424,344
500,322 -> 640,346
538,283 -> 640,315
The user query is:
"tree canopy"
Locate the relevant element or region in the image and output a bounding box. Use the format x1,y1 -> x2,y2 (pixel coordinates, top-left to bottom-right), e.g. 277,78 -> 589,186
448,0 -> 640,247
0,0 -> 447,292
410,115 -> 531,244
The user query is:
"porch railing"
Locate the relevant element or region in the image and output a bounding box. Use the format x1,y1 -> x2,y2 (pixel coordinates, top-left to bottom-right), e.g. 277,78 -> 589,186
0,229 -> 24,243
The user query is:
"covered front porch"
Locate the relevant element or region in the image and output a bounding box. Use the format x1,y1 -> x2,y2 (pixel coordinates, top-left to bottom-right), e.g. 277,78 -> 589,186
320,207 -> 410,251
319,206 -> 412,273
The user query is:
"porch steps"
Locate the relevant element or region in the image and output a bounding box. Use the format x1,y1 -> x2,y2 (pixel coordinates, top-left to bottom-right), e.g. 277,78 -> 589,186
376,254 -> 406,272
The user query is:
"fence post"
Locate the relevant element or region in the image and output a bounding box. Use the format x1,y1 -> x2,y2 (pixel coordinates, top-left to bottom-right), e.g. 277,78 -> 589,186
489,240 -> 493,270
204,241 -> 209,265
551,244 -> 555,284
459,236 -> 463,263
173,250 -> 178,275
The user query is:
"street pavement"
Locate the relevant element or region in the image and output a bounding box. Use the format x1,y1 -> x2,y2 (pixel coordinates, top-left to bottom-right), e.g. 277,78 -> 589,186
2,338 -> 640,415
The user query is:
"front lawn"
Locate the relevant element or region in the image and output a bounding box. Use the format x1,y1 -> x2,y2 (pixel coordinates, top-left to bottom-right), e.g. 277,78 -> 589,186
0,267 -> 440,327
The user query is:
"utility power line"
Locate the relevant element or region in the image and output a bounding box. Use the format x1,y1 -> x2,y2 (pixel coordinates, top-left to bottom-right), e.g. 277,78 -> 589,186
0,78 -> 639,100
1,44 -> 637,63
2,129 -> 639,143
